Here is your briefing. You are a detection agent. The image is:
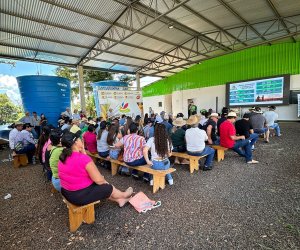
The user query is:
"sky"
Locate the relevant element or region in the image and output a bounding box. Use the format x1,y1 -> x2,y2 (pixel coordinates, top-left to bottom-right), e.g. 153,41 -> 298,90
0,59 -> 160,105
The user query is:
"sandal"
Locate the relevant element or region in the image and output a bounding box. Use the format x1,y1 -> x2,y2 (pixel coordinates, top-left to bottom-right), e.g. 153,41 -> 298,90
141,201 -> 161,213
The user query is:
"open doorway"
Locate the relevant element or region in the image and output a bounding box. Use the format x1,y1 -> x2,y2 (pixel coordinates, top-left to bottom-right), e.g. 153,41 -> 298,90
188,98 -> 197,117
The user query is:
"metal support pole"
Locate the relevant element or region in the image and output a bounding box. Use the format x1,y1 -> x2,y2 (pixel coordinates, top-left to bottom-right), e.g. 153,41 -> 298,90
136,72 -> 140,90
77,66 -> 86,112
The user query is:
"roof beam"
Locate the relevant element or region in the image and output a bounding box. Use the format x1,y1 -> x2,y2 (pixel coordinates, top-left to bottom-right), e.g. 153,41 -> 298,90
39,0 -> 204,62
177,1 -> 247,47
114,0 -> 232,51
217,0 -> 271,45
0,42 -> 81,59
265,0 -> 296,42
0,28 -> 189,67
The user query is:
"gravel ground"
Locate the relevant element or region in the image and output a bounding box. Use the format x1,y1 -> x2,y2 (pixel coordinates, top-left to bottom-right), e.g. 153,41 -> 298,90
0,122 -> 299,250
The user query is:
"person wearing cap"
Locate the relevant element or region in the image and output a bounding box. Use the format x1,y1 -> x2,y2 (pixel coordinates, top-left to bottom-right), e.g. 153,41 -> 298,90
217,107 -> 229,136
58,131 -> 133,206
250,107 -> 270,143
9,121 -> 23,153
263,106 -> 281,136
219,112 -> 258,164
188,101 -> 197,117
235,113 -> 259,150
20,111 -> 38,139
171,117 -> 189,165
185,115 -> 215,171
70,119 -> 81,136
61,117 -> 71,131
14,123 -> 37,164
199,111 -> 211,128
202,113 -> 219,145
247,107 -> 256,118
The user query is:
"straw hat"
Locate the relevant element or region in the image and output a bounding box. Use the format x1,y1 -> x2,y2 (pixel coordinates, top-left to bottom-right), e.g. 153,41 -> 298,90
173,117 -> 186,127
186,115 -> 200,125
227,112 -> 237,117
15,121 -> 24,126
88,120 -> 96,125
254,107 -> 262,113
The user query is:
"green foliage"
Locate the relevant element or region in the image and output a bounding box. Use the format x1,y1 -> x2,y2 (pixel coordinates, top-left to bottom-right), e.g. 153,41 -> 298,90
117,74 -> 136,85
0,94 -> 23,124
55,67 -> 113,116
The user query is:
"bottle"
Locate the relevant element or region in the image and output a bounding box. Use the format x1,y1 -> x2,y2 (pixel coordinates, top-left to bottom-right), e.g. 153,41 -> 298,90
32,156 -> 36,165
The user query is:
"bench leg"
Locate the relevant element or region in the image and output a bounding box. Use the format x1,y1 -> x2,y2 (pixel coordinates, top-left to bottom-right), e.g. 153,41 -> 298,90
83,206 -> 95,224
153,175 -> 165,193
217,150 -> 225,162
68,208 -> 83,232
111,163 -> 119,176
189,158 -> 199,173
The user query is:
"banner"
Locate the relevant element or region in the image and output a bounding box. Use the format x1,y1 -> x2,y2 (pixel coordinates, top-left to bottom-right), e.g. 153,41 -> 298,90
97,89 -> 143,118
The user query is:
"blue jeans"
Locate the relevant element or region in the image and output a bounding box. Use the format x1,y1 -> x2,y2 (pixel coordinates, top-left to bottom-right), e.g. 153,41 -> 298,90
269,123 -> 281,136
232,139 -> 252,162
248,133 -> 259,147
126,157 -> 150,179
172,145 -> 186,152
109,149 -> 120,160
187,146 -> 215,167
31,129 -> 38,139
254,128 -> 268,134
16,143 -> 36,163
98,151 -> 109,158
151,159 -> 172,181
52,176 -> 61,192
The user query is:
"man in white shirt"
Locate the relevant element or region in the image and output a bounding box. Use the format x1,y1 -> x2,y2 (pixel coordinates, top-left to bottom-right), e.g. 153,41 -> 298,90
20,111 -> 33,125
185,115 -> 215,171
72,109 -> 81,120
32,111 -> 41,138
263,106 -> 281,136
62,107 -> 72,119
9,121 -> 23,152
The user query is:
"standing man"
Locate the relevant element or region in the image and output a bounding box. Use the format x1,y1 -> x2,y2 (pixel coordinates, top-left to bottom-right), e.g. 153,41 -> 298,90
263,105 -> 281,136
220,112 -> 258,164
188,100 -> 197,117
20,112 -> 38,139
32,111 -> 41,138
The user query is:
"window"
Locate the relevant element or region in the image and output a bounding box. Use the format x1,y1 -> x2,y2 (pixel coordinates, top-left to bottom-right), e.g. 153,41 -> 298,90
158,102 -> 162,107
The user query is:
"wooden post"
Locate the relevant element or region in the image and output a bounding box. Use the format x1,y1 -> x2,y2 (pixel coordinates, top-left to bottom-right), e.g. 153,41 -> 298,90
189,158 -> 199,173
111,162 -> 119,176
77,65 -> 86,112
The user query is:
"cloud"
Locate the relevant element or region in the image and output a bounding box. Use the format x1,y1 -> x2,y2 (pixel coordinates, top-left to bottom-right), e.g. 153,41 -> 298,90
0,74 -> 22,105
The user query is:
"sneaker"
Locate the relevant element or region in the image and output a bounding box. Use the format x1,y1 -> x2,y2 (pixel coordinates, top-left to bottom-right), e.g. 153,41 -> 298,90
247,160 -> 259,164
168,179 -> 174,185
203,166 -> 213,171
150,180 -> 153,186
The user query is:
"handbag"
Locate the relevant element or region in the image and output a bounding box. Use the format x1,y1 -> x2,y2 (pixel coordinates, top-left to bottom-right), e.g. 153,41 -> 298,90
129,192 -> 161,213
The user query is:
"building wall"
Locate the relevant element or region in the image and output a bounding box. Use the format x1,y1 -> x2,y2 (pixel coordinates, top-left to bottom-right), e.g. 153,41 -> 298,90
143,74 -> 300,120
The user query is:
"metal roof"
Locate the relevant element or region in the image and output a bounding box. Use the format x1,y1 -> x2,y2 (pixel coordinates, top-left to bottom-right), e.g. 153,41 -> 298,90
1,0 -> 300,77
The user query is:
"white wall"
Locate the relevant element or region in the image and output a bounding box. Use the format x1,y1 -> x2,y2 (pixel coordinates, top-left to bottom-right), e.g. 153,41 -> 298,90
143,74 -> 300,120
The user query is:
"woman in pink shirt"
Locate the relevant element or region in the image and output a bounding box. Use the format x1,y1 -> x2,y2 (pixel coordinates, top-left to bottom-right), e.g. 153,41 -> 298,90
83,124 -> 97,154
58,132 -> 133,206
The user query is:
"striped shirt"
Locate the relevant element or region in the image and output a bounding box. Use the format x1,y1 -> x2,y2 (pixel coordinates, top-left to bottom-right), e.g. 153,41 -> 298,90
122,134 -> 146,163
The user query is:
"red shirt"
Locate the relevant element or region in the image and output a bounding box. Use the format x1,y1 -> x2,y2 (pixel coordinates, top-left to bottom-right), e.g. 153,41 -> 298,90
220,120 -> 236,148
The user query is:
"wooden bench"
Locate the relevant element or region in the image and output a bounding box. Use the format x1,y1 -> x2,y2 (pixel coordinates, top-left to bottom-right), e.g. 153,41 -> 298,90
211,145 -> 228,162
87,152 -> 176,193
171,152 -> 207,174
13,154 -> 28,168
62,196 -> 100,232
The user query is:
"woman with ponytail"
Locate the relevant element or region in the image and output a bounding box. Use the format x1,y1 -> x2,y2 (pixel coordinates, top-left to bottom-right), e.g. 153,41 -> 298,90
143,123 -> 174,185
58,132 -> 133,206
96,121 -> 109,158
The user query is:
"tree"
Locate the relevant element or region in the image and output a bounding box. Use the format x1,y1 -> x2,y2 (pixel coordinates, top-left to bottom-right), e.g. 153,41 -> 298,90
0,94 -> 22,124
55,67 -> 113,116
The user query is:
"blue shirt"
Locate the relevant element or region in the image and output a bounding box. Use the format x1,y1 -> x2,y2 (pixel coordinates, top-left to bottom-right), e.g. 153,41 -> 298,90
15,130 -> 35,147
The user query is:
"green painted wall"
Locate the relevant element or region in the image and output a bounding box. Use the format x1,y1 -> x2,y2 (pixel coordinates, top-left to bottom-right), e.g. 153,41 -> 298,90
142,42 -> 300,97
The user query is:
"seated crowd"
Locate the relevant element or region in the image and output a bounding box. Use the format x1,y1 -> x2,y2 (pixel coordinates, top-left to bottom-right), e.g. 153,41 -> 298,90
8,105 -> 281,206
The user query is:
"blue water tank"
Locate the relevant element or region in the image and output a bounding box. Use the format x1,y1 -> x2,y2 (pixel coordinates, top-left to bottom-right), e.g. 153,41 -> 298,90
92,80 -> 128,116
17,75 -> 71,125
